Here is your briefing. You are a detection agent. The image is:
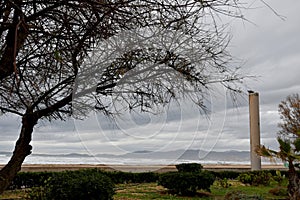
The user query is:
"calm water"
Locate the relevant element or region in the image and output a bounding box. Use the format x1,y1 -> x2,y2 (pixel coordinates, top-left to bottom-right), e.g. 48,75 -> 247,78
0,154 -> 281,166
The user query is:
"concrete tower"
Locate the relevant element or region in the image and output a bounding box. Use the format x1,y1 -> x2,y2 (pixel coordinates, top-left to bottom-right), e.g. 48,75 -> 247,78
248,91 -> 261,171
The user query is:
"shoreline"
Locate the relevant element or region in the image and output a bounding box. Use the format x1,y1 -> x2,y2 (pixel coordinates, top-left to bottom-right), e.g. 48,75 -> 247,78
0,164 -> 287,173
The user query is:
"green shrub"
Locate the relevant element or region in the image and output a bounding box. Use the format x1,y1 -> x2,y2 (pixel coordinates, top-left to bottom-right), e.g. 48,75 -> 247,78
27,186 -> 47,200
158,171 -> 215,196
9,172 -> 54,189
100,171 -> 134,184
175,163 -> 203,173
217,178 -> 231,188
238,171 -> 272,186
213,171 -> 241,180
272,170 -> 286,186
32,170 -> 115,200
238,173 -> 252,185
10,169 -> 159,191
100,171 -> 159,184
131,172 -> 159,183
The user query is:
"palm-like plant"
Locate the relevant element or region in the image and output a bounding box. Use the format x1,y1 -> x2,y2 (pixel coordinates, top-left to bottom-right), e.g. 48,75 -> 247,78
257,94 -> 300,199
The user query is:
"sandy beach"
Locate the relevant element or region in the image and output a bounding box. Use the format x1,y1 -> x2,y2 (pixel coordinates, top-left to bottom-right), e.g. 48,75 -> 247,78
0,164 -> 287,173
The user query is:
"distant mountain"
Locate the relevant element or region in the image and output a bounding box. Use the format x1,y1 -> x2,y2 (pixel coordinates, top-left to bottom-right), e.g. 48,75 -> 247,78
0,152 -> 11,156
1,149 -> 251,163
180,150 -> 250,162
0,152 -> 92,158
118,149 -> 250,162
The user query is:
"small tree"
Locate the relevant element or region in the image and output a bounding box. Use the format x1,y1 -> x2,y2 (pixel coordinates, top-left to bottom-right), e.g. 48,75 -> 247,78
0,0 -> 248,193
258,93 -> 300,199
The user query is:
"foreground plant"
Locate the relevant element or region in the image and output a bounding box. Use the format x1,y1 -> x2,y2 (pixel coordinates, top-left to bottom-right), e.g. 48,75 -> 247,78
159,163 -> 215,196
257,93 -> 300,199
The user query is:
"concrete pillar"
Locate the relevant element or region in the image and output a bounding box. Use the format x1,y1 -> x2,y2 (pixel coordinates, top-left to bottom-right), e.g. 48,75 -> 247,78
249,91 -> 261,171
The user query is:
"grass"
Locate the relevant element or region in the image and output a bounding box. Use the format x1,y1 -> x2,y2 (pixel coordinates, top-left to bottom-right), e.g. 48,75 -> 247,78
211,180 -> 288,199
114,182 -> 211,199
0,180 -> 288,200
0,189 -> 28,199
113,180 -> 288,200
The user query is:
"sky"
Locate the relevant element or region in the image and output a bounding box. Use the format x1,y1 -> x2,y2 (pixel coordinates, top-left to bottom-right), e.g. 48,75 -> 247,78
1,1 -> 300,158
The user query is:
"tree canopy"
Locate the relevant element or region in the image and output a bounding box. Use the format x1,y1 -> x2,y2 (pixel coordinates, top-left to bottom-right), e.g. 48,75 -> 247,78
0,0 -> 244,120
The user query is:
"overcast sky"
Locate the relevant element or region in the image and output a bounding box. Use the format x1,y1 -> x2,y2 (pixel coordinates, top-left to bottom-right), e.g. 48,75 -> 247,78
1,1 -> 300,158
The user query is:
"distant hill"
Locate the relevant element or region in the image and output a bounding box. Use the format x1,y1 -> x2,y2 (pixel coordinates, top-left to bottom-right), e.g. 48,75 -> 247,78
75,149 -> 250,163
1,149 -> 251,163
118,149 -> 250,162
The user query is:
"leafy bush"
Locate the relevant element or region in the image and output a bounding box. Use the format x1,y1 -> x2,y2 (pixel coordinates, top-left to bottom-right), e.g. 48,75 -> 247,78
217,178 -> 231,188
238,171 -> 272,186
29,170 -> 115,200
158,171 -> 215,196
238,173 -> 252,185
175,163 -> 203,173
131,172 -> 159,183
272,170 -> 286,186
9,172 -> 54,190
9,169 -> 159,190
27,186 -> 47,200
99,171 -> 159,184
213,171 -> 241,180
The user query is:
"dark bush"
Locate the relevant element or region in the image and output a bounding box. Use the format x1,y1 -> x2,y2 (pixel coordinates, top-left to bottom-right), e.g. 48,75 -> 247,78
100,171 -> 159,184
27,186 -> 47,200
9,171 -> 54,190
213,171 -> 241,180
158,171 -> 215,196
250,171 -> 272,186
175,163 -> 203,173
100,171 -> 134,184
238,171 -> 272,186
238,172 -> 252,185
38,170 -> 115,200
9,169 -> 159,190
131,172 -> 159,183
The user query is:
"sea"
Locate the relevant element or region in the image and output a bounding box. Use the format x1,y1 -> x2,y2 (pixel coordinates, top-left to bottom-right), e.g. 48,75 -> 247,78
0,150 -> 283,166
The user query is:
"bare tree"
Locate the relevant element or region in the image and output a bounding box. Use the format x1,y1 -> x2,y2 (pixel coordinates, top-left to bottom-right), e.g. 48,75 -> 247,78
0,0 -> 246,193
258,94 -> 300,199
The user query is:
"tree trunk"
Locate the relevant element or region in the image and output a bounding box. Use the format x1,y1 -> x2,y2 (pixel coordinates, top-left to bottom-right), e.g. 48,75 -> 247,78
288,160 -> 300,200
0,112 -> 37,194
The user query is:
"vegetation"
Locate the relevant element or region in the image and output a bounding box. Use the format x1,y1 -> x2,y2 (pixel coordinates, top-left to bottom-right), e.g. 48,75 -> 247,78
28,170 -> 115,200
212,170 -> 241,180
158,171 -> 215,196
115,180 -> 288,200
0,0 -> 248,193
158,163 -> 214,196
8,171 -> 54,190
217,178 -> 231,188
175,163 -> 203,173
0,169 -> 290,199
99,171 -> 159,184
258,93 -> 300,199
238,171 -> 272,186
8,170 -> 159,189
